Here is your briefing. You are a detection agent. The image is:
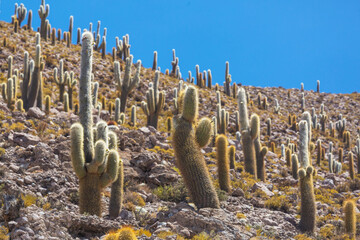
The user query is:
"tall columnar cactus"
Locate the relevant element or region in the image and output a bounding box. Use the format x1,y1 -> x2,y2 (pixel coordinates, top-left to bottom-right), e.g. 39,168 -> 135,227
92,81 -> 99,108
172,86 -> 219,209
141,70 -> 165,129
266,118 -> 271,136
301,82 -> 304,91
292,154 -> 299,179
67,71 -> 77,109
298,121 -> 310,168
207,69 -> 212,89
64,93 -> 69,112
224,61 -> 231,96
316,140 -> 322,165
216,103 -> 228,134
114,56 -> 141,112
109,132 -> 124,219
286,148 -> 292,167
152,51 -> 157,70
38,0 -> 49,39
316,80 -> 320,93
27,10 -> 32,30
45,95 -> 50,114
22,43 -> 42,111
255,136 -> 268,182
355,138 -> 360,174
274,99 -> 280,114
344,131 -> 351,149
71,32 -> 119,216
131,105 -> 136,127
216,135 -> 230,192
302,111 -> 312,147
54,60 -> 67,102
229,145 -> 236,170
300,93 -> 305,112
238,88 -> 258,178
171,49 -> 179,76
7,56 -> 13,79
348,152 -> 355,180
343,200 -> 356,238
69,15 -> 73,43
338,148 -> 343,163
298,166 -> 316,233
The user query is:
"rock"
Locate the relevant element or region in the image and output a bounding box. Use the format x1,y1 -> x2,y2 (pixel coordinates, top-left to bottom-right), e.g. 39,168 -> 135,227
11,132 -> 41,147
251,182 -> 274,197
27,107 -> 45,119
232,188 -> 245,197
131,152 -> 161,172
139,127 -> 151,135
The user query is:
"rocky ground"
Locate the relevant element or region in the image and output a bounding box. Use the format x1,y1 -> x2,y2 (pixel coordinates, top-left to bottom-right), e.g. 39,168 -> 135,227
0,19 -> 360,240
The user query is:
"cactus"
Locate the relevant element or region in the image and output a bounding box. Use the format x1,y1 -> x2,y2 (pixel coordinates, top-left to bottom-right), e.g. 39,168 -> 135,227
114,98 -> 121,124
172,86 -> 219,208
292,154 -> 299,179
338,147 -> 343,163
16,99 -> 24,112
216,135 -> 230,192
238,88 -> 258,178
77,28 -> 81,45
207,70 -> 212,89
316,80 -> 320,93
2,78 -> 16,110
328,153 -> 333,173
344,131 -> 351,149
131,105 -> 136,127
152,51 -> 157,70
298,121 -> 310,168
216,103 -> 228,134
92,81 -> 99,108
45,95 -> 50,114
99,36 -> 106,59
229,145 -> 236,170
274,99 -> 280,114
16,4 -> 27,27
108,132 -> 124,219
266,118 -> 271,136
298,166 -> 316,233
302,111 -> 312,147
255,137 -> 268,181
343,200 -> 356,237
348,152 -> 355,180
114,56 -> 141,112
300,93 -> 305,112
285,148 -> 292,167
316,140 -> 322,165
38,0 -> 49,39
64,93 -> 69,112
71,32 -> 119,216
336,117 -> 346,139
67,71 -> 77,109
141,71 -> 165,129
355,138 -> 360,174
224,61 -> 231,96
69,15 -> 73,43
27,10 -> 32,30
54,60 -> 67,102
167,117 -> 172,132
171,49 -> 179,76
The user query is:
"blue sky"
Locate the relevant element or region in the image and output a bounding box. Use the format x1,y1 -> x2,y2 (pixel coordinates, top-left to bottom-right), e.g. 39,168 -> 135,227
1,0 -> 360,93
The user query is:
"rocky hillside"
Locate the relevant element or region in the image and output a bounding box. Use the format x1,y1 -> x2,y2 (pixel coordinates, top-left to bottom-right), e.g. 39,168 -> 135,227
0,3 -> 360,240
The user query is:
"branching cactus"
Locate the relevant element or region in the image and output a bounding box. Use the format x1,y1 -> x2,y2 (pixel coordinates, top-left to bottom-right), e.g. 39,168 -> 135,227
238,87 -> 258,178
38,0 -> 49,39
298,166 -> 316,233
54,60 -> 67,102
216,135 -> 230,192
114,56 -> 141,112
16,4 -> 27,27
71,32 -> 119,216
141,70 -> 165,129
172,86 -> 219,209
171,49 -> 179,76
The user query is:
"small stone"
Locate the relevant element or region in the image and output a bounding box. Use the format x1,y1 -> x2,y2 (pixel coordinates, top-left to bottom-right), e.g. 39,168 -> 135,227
27,107 -> 45,119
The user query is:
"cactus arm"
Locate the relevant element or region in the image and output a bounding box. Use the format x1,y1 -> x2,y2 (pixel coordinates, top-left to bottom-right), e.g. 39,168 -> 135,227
100,150 -> 119,188
70,123 -> 86,179
195,118 -> 212,148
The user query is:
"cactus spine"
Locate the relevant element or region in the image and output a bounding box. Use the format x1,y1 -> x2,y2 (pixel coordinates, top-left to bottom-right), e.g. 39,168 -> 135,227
216,135 -> 230,192
298,166 -> 316,233
238,88 -> 258,178
141,70 -> 165,129
71,32 -> 119,216
114,56 -> 141,112
172,86 -> 219,208
343,200 -> 356,237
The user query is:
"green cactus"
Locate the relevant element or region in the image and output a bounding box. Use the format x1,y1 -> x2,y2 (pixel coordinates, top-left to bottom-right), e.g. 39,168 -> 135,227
71,32 -> 119,216
131,105 -> 136,127
292,154 -> 299,179
229,145 -> 236,170
266,118 -> 271,136
216,135 -> 230,192
298,166 -> 316,233
216,104 -> 228,134
355,138 -> 360,174
68,15 -> 73,43
16,99 -> 24,112
38,0 -> 49,39
7,55 -> 12,80
255,136 -> 268,182
343,200 -> 356,237
92,81 -> 99,108
172,86 -> 219,209
54,60 -> 67,102
348,152 -> 355,180
152,51 -> 157,70
224,61 -> 231,96
316,80 -> 320,93
338,147 -> 343,163
336,117 -> 346,139
2,78 -> 15,110
171,49 -> 179,76
298,121 -> 310,168
237,88 -> 258,178
316,140 -> 322,165
27,10 -> 32,30
64,93 -> 69,112
45,95 -> 50,114
114,56 -> 141,112
67,71 -> 77,109
167,117 -> 172,132
207,69 -> 212,89
141,70 -> 165,129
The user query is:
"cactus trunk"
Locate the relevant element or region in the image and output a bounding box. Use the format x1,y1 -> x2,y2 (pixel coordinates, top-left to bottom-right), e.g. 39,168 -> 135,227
79,174 -> 102,216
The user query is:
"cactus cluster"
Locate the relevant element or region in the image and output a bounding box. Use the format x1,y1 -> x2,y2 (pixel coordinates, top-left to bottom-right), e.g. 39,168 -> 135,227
141,70 -> 165,129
